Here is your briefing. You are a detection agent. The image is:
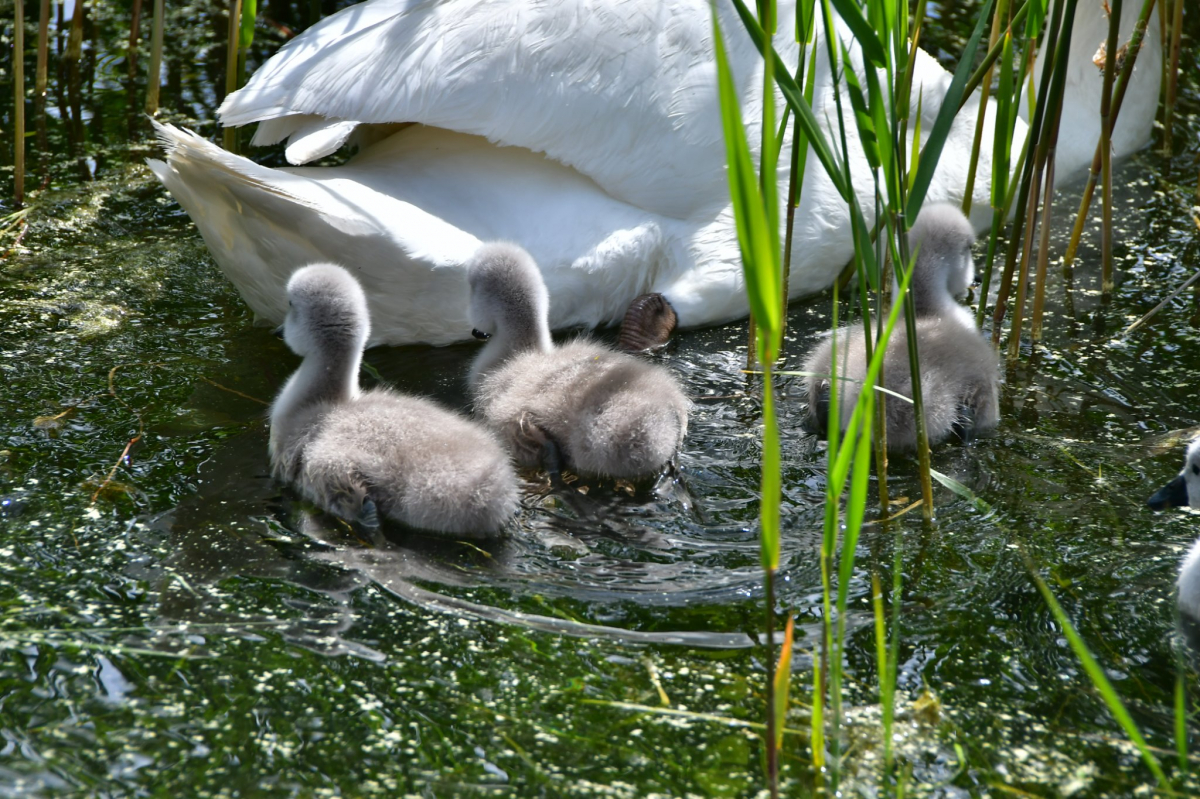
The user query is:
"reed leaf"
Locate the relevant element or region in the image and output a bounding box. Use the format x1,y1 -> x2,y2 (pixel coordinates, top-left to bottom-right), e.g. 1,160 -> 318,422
240,0 -> 257,50
841,43 -> 881,171
827,0 -> 886,66
1176,664 -> 1189,774
1026,0 -> 1049,37
772,616 -> 795,749
1027,563 -> 1170,789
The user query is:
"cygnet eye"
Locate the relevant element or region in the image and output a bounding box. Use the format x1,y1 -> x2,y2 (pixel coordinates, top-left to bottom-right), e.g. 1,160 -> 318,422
1191,463 -> 1199,476
472,328 -> 491,341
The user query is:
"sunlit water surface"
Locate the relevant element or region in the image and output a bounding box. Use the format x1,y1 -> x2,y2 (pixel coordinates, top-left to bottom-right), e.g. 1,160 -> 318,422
2,1 -> 1200,795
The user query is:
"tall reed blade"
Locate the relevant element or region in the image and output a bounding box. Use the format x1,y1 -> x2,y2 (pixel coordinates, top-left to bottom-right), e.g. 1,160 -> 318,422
712,10 -> 784,792
1026,559 -> 1170,789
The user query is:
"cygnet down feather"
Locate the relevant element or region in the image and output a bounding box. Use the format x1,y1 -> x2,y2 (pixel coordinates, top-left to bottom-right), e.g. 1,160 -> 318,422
270,263 -> 519,536
801,203 -> 1000,450
467,243 -> 689,480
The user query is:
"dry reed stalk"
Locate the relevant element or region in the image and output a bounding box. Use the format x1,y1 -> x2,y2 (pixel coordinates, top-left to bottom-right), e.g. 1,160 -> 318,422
1061,0 -> 1156,267
128,0 -> 143,79
1163,0 -> 1182,153
1100,0 -> 1123,294
223,0 -> 243,152
145,0 -> 164,113
1030,157 -> 1056,340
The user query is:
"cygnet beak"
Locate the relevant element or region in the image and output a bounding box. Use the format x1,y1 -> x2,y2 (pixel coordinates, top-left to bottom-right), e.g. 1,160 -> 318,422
1148,474 -> 1188,510
471,328 -> 491,341
273,325 -> 285,340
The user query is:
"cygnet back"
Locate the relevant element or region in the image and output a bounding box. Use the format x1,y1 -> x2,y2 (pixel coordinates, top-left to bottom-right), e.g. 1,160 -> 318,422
801,203 -> 999,450
270,263 -> 519,536
467,242 -> 689,479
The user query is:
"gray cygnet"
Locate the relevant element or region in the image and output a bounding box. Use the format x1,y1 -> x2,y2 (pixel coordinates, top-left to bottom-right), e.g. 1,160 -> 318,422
801,203 -> 1000,450
270,263 -> 519,536
466,243 -> 689,479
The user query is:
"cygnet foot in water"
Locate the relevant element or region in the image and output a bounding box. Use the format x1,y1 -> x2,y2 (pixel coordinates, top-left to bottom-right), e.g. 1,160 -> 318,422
467,242 -> 689,480
1148,438 -> 1200,623
801,203 -> 1000,450
270,263 -> 519,536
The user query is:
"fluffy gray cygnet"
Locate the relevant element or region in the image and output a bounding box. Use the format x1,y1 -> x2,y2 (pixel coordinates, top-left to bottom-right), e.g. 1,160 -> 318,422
801,203 -> 1000,450
1148,438 -> 1200,621
466,242 -> 689,479
269,263 -> 519,536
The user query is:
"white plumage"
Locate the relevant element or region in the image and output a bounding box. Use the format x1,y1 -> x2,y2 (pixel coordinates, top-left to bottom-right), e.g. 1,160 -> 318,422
149,0 -> 1160,346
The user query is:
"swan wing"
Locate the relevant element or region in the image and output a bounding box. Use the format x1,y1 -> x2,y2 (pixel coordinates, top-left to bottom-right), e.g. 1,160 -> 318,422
218,0 -> 781,218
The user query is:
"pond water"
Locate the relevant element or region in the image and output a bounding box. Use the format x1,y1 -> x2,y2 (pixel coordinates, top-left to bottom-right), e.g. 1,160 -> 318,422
2,1 -> 1200,795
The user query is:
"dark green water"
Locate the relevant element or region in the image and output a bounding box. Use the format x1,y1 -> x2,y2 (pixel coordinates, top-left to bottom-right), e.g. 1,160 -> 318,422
2,1 -> 1200,795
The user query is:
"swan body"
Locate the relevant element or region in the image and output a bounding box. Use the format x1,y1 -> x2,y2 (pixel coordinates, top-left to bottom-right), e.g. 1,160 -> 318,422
467,243 -> 689,479
271,263 -> 519,535
801,203 -> 1000,450
1148,439 -> 1200,621
149,0 -> 1160,346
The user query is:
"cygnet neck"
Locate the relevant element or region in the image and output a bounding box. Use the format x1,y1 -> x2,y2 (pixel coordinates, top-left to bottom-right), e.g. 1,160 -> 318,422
907,264 -> 955,319
900,248 -> 974,329
274,336 -> 363,425
471,298 -> 553,385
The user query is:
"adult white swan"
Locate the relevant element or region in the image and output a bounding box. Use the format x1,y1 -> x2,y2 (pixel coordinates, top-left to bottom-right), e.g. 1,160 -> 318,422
149,0 -> 1160,347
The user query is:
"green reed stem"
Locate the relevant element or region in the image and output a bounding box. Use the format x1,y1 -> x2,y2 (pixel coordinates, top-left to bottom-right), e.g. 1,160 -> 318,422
1030,156 -> 1055,342
959,0 -> 1031,106
1176,657 -> 1189,775
13,0 -> 25,210
67,0 -> 84,62
1008,0 -> 1077,360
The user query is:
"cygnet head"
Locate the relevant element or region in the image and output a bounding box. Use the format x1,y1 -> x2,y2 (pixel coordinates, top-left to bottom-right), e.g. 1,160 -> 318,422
282,264 -> 370,358
903,203 -> 977,319
1149,438 -> 1200,510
